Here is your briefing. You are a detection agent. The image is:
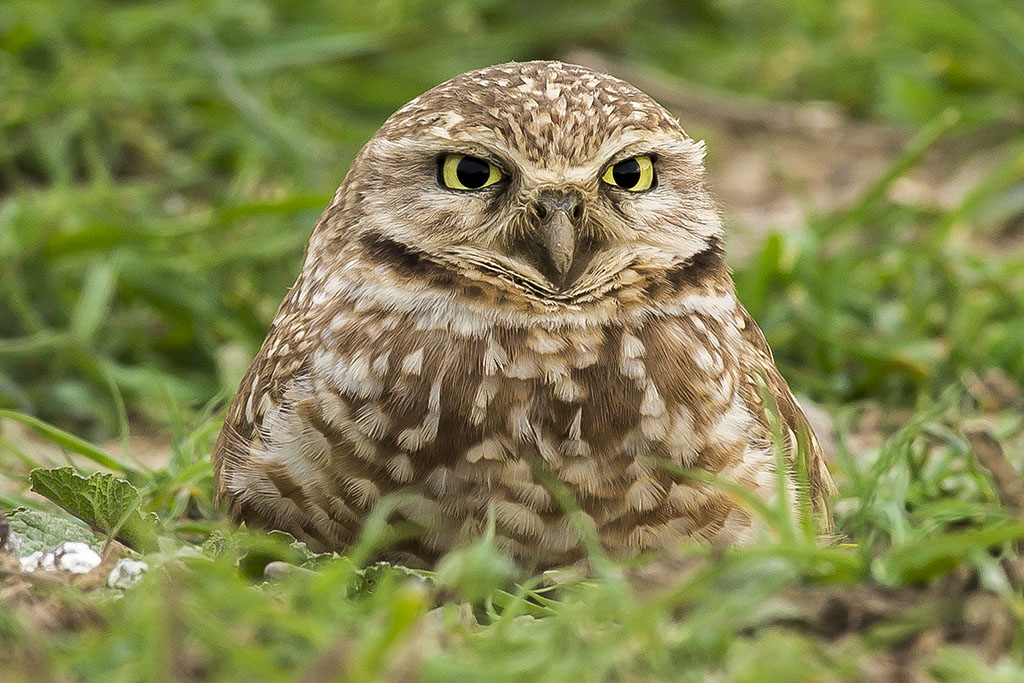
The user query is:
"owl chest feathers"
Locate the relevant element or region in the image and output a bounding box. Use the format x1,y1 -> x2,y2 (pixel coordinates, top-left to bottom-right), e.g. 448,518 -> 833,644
231,284 -> 777,562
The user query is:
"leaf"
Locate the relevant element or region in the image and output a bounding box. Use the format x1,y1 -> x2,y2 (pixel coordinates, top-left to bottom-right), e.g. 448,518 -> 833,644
358,562 -> 433,594
29,467 -> 159,552
235,529 -> 333,579
4,507 -> 100,557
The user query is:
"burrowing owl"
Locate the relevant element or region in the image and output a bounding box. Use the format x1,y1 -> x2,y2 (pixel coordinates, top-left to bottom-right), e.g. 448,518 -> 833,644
213,61 -> 835,567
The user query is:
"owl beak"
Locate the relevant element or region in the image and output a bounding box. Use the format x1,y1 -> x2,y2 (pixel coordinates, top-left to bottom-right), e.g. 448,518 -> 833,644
533,191 -> 582,286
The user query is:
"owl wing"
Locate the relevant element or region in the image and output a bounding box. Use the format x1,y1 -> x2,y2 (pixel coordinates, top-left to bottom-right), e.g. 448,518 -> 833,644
735,304 -> 837,534
212,285 -> 315,524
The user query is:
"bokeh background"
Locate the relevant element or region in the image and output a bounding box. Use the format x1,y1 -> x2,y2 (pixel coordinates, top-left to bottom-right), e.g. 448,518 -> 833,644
2,2 -> 1024,679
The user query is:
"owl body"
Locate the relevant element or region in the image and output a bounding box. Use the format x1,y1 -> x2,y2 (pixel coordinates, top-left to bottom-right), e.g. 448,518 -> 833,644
214,61 -> 834,566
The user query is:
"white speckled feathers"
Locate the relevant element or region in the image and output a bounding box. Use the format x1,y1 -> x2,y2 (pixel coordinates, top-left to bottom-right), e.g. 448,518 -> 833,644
213,61 -> 834,566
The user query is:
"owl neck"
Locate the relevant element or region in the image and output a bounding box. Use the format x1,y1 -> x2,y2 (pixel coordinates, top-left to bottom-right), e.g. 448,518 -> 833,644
297,237 -> 729,336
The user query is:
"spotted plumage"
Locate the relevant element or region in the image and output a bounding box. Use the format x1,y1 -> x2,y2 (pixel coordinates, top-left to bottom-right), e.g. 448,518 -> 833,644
213,61 -> 835,567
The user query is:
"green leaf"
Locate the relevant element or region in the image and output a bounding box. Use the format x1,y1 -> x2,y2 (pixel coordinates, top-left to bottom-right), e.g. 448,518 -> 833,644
4,507 -> 100,556
357,561 -> 434,595
29,467 -> 159,552
235,529 -> 329,579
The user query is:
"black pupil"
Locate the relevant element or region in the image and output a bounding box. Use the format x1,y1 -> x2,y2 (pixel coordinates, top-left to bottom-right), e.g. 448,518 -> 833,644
456,156 -> 491,188
612,158 -> 642,188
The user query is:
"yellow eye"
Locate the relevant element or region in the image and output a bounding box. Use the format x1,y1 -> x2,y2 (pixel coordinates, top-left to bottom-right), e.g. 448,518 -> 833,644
601,155 -> 656,192
439,154 -> 502,190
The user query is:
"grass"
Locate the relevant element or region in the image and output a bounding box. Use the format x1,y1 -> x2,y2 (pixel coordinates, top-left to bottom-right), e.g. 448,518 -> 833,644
2,0 -> 1024,680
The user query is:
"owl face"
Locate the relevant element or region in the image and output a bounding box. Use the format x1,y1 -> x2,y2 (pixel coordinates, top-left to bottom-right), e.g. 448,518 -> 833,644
319,62 -> 723,309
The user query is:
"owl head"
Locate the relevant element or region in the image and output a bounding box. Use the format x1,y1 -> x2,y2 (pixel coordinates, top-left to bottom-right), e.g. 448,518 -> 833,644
307,61 -> 725,315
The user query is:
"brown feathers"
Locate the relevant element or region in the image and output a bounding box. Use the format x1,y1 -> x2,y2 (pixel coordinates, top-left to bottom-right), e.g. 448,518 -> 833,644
212,61 -> 835,567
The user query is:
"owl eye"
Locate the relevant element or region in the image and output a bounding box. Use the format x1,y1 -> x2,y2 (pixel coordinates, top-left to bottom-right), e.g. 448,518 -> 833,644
439,154 -> 502,190
602,155 -> 656,192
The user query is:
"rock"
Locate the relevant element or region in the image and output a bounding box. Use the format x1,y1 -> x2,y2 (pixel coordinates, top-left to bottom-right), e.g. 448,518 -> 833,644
19,541 -> 102,574
263,560 -> 316,581
107,558 -> 149,589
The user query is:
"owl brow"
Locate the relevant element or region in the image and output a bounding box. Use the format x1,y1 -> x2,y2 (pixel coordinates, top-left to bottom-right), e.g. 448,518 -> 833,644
603,146 -> 659,169
415,132 -> 513,165
436,149 -> 511,173
373,137 -> 513,172
592,130 -> 695,167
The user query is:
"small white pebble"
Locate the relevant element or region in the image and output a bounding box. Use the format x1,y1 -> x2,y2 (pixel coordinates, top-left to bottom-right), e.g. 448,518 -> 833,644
50,541 -> 102,574
20,541 -> 102,574
39,550 -> 58,571
107,558 -> 149,589
19,550 -> 43,572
